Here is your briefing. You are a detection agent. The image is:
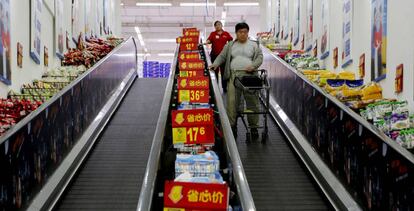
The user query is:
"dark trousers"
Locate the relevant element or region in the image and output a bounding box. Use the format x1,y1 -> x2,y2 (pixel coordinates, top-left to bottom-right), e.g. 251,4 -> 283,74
210,54 -> 228,92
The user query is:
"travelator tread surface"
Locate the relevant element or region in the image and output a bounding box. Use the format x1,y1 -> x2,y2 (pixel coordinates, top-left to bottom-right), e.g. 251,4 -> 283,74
55,78 -> 167,211
235,114 -> 332,210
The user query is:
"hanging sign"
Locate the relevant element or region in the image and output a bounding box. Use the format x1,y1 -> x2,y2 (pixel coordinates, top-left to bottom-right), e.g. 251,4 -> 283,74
342,0 -> 353,67
359,54 -> 365,79
371,0 -> 388,81
320,0 -> 329,59
177,36 -> 200,44
0,0 -> 11,84
306,0 -> 313,50
293,0 -> 300,46
395,64 -> 403,93
30,0 -> 43,64
180,43 -> 199,51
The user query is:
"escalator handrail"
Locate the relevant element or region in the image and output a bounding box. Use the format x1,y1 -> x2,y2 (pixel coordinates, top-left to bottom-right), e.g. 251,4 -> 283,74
136,45 -> 179,211
203,45 -> 256,211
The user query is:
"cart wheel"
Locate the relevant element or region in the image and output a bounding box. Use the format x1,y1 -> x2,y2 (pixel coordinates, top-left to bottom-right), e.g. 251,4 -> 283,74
246,132 -> 251,143
261,131 -> 268,143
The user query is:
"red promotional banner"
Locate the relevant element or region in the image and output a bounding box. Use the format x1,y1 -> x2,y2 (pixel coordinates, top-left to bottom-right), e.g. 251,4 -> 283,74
164,181 -> 229,210
180,42 -> 199,51
179,52 -> 201,61
184,30 -> 200,37
183,28 -> 198,34
179,61 -> 205,71
178,77 -> 209,90
178,89 -> 209,103
179,70 -> 206,78
171,109 -> 213,127
177,36 -> 200,44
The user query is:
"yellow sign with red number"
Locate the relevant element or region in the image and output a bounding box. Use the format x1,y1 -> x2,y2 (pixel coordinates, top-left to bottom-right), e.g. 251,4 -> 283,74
179,70 -> 205,78
178,90 -> 209,103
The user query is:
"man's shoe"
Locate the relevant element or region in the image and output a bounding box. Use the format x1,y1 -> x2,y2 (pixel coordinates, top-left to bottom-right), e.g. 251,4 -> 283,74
251,128 -> 259,139
231,126 -> 237,138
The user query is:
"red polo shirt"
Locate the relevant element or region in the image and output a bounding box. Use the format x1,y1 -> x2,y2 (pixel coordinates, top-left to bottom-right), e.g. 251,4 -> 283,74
207,31 -> 233,57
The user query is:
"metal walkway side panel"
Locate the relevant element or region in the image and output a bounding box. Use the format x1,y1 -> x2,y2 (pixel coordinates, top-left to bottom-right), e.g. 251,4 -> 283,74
236,117 -> 332,210
55,78 -> 167,211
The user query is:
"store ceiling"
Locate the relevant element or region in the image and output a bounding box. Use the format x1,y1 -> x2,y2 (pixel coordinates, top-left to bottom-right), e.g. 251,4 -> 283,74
120,0 -> 261,61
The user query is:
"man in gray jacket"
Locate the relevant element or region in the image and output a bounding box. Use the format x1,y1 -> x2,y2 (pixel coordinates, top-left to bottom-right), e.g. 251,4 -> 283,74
210,22 -> 263,138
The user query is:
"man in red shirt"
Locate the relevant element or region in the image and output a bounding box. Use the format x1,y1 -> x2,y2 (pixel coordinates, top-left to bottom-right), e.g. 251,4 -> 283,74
206,21 -> 233,93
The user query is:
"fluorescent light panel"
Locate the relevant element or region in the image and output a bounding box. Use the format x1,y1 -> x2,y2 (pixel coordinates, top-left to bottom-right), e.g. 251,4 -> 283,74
157,39 -> 176,43
158,53 -> 175,56
136,2 -> 172,6
223,2 -> 259,6
180,2 -> 216,6
221,11 -> 226,19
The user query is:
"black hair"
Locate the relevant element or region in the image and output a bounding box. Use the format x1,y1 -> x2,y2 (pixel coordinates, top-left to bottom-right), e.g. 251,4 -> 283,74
214,21 -> 222,26
235,22 -> 249,32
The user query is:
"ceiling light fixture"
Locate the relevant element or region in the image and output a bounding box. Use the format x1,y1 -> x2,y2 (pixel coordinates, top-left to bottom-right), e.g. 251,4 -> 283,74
120,2 -> 124,6
135,26 -> 146,47
136,2 -> 172,6
223,2 -> 259,6
157,39 -> 177,43
221,10 -> 227,19
180,2 -> 216,7
157,53 -> 175,57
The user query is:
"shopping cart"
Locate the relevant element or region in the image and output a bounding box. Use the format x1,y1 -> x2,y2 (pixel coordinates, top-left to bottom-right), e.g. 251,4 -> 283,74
233,69 -> 270,143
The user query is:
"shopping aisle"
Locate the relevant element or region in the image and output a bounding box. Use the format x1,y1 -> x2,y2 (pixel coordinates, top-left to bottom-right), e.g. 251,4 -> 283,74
55,78 -> 167,210
235,116 -> 332,210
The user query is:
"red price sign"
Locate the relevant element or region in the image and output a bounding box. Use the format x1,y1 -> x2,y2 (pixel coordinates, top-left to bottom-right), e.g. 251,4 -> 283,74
184,30 -> 200,37
180,42 -> 198,51
180,61 -> 205,71
183,27 -> 198,34
178,77 -> 209,90
177,36 -> 200,44
179,52 -> 201,61
164,181 -> 229,210
171,109 -> 213,127
179,70 -> 205,78
178,89 -> 209,103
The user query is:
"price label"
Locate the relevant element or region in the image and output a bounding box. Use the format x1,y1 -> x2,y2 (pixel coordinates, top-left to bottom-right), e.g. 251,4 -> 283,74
180,42 -> 198,51
164,181 -> 229,210
172,109 -> 214,127
179,70 -> 205,78
178,77 -> 209,90
182,27 -> 198,34
179,90 -> 209,103
184,31 -> 200,37
172,126 -> 214,145
179,52 -> 201,61
180,61 -> 205,71
177,36 -> 199,44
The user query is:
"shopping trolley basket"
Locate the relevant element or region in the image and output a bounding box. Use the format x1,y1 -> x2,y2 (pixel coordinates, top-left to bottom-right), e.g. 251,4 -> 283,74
233,69 -> 270,143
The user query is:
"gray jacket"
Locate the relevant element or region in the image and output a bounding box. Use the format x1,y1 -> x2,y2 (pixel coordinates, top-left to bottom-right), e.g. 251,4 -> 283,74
212,39 -> 263,80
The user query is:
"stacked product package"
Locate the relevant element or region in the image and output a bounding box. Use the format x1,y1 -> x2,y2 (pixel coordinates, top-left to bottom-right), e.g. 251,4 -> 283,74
143,61 -> 171,78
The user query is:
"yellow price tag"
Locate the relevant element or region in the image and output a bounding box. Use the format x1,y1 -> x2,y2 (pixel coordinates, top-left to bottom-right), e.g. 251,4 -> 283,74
179,71 -> 188,77
172,128 -> 187,144
179,90 -> 190,102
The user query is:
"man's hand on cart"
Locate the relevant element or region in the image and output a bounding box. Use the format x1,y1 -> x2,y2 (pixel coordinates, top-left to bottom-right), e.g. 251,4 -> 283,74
245,66 -> 255,73
208,65 -> 218,71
